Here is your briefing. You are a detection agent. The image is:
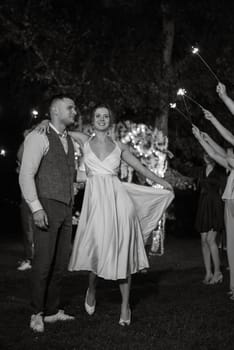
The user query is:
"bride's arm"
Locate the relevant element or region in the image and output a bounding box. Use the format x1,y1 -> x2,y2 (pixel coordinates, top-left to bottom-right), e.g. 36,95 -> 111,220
119,142 -> 173,191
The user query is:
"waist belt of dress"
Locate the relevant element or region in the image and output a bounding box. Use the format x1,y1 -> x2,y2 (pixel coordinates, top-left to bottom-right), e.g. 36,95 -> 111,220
87,173 -> 117,177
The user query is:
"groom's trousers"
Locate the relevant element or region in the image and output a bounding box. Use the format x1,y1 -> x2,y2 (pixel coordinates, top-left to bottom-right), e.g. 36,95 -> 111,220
20,198 -> 34,261
31,198 -> 72,315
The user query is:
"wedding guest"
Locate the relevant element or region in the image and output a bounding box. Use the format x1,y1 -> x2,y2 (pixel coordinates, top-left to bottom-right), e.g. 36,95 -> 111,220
192,123 -> 234,300
16,130 -> 34,271
216,82 -> 234,115
195,152 -> 225,284
203,107 -> 233,260
37,103 -> 174,326
19,95 -> 77,333
216,83 -> 234,256
203,108 -> 234,147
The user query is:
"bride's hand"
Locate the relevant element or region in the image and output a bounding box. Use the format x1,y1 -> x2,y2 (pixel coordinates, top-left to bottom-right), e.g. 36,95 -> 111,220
165,183 -> 173,191
161,181 -> 173,192
35,119 -> 50,134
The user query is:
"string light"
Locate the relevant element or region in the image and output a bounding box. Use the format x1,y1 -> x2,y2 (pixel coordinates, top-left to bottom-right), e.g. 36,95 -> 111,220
121,122 -> 170,256
31,109 -> 39,119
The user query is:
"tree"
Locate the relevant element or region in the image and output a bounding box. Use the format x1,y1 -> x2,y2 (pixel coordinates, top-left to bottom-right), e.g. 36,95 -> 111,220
157,0 -> 175,134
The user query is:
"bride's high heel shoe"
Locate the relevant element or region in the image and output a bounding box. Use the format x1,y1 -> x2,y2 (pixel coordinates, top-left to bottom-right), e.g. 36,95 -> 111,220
119,309 -> 131,326
84,289 -> 96,315
227,289 -> 234,300
209,273 -> 223,285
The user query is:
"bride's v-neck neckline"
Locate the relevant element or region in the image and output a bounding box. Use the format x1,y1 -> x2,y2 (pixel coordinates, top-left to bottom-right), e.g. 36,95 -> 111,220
88,142 -> 117,162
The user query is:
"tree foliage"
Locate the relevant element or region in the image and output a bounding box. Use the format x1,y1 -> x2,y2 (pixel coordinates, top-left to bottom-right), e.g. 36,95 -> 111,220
1,0 -> 234,170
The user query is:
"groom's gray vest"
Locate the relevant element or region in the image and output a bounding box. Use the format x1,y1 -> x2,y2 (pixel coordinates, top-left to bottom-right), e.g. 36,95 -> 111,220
35,127 -> 75,205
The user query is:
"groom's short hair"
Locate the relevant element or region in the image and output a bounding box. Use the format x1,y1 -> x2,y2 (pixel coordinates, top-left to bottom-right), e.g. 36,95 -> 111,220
49,93 -> 73,107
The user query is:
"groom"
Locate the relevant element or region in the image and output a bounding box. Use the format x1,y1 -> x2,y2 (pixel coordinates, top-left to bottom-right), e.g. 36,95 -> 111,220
19,94 -> 77,332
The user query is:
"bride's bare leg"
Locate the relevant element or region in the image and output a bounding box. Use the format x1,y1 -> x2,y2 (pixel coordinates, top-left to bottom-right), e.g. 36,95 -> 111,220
119,275 -> 131,320
87,272 -> 97,306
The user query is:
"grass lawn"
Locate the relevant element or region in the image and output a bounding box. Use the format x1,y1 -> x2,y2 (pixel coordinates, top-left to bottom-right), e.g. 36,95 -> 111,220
0,234 -> 233,350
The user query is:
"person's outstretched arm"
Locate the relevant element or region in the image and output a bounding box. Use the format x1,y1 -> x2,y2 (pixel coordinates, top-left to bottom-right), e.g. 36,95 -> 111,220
119,141 -> 173,191
203,109 -> 234,146
200,131 -> 226,157
192,126 -> 229,169
226,148 -> 234,169
217,82 -> 234,115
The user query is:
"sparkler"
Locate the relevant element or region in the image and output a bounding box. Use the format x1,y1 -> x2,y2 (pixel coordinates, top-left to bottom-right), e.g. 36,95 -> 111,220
0,149 -> 6,157
191,46 -> 220,83
177,88 -> 205,110
169,102 -> 193,125
182,95 -> 191,116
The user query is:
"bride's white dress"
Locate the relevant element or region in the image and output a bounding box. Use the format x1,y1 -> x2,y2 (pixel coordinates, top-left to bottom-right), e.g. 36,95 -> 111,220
68,140 -> 174,280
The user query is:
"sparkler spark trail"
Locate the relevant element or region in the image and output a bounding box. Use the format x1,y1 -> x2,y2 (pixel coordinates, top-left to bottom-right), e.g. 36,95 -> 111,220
182,95 -> 191,115
169,103 -> 193,125
177,88 -> 186,96
176,88 -> 205,110
191,46 -> 220,83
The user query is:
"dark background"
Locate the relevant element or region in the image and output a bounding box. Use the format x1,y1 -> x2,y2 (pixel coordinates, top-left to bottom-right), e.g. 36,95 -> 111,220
1,0 -> 233,236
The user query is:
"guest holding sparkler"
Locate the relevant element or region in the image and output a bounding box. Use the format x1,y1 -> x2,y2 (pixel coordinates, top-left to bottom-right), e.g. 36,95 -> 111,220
216,83 -> 234,116
203,109 -> 234,147
192,121 -> 234,300
195,152 -> 225,284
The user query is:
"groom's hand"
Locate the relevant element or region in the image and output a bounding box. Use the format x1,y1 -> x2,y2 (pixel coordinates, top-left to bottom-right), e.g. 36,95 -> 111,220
33,209 -> 49,230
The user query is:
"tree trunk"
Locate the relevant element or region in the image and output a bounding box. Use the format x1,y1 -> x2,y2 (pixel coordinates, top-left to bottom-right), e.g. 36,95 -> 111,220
155,0 -> 175,135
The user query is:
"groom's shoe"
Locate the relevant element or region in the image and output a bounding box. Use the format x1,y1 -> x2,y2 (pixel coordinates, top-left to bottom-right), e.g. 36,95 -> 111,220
84,289 -> 96,315
30,313 -> 44,333
44,310 -> 75,323
17,259 -> 32,271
